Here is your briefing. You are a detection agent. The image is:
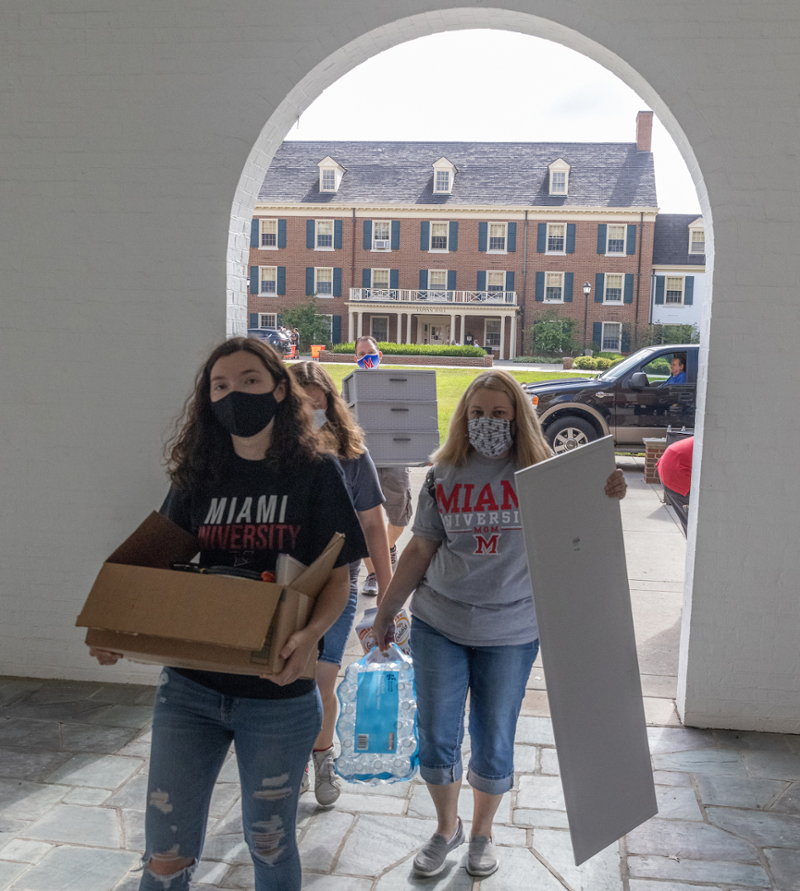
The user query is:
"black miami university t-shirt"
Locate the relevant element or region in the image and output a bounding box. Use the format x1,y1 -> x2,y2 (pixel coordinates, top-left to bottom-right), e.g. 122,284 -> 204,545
160,453 -> 368,699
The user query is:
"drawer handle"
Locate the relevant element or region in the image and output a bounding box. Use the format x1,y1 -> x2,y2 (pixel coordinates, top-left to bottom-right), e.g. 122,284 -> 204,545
390,407 -> 409,412
392,437 -> 412,442
388,377 -> 408,382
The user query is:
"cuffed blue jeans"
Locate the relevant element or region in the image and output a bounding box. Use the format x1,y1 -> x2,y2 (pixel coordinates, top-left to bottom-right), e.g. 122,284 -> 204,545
139,668 -> 322,891
411,617 -> 538,795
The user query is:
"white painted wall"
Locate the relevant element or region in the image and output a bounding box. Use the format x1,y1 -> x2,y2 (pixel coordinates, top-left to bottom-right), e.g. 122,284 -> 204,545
650,271 -> 708,328
0,1 -> 798,731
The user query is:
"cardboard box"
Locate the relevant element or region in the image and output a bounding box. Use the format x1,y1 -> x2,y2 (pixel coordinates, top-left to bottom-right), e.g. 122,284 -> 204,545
76,512 -> 344,679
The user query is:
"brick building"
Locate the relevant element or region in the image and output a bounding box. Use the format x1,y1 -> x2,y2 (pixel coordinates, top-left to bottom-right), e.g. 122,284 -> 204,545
248,112 -> 658,358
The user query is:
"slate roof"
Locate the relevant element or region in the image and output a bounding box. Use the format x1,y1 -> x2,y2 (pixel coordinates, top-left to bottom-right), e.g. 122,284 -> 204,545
653,214 -> 705,266
258,141 -> 657,208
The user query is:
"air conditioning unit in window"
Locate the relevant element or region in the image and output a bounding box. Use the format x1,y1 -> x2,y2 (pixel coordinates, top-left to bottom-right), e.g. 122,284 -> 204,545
373,240 -> 390,250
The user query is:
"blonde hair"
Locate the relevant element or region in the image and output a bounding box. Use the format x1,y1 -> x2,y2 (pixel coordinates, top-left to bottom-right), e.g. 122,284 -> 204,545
289,361 -> 366,461
432,369 -> 552,469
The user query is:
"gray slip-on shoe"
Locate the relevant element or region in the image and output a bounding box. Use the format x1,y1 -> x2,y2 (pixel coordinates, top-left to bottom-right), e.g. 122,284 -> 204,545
466,834 -> 499,877
412,816 -> 464,877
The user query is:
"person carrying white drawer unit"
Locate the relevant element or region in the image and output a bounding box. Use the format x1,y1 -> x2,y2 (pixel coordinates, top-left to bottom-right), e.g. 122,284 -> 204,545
354,335 -> 412,595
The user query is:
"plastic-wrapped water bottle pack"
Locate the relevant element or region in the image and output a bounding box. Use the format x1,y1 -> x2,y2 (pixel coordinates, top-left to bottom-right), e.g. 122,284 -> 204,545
335,643 -> 419,785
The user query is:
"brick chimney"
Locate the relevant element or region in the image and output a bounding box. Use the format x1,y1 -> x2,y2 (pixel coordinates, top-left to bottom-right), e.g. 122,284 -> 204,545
636,111 -> 653,151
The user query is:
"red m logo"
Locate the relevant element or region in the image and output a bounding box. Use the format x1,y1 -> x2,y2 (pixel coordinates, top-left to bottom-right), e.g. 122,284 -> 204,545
473,533 -> 500,555
362,356 -> 375,368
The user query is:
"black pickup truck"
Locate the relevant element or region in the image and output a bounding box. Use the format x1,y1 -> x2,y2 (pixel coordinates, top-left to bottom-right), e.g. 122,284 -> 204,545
523,344 -> 699,454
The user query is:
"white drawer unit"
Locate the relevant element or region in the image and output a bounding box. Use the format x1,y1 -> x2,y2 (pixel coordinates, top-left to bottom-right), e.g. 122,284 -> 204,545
362,431 -> 440,467
342,369 -> 437,404
351,401 -> 439,432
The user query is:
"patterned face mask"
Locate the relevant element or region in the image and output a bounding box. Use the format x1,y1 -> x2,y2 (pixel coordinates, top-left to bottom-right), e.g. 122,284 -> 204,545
467,417 -> 514,458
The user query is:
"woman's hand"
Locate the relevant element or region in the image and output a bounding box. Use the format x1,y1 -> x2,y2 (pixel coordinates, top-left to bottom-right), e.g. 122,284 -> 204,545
605,468 -> 627,499
90,647 -> 122,666
267,627 -> 319,686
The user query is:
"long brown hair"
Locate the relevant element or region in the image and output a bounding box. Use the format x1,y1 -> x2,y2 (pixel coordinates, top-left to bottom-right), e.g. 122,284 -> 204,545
432,369 -> 552,469
166,337 -> 321,491
289,361 -> 366,461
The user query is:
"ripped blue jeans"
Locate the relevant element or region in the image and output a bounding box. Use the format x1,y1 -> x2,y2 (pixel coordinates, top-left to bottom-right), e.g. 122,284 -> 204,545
140,668 -> 322,891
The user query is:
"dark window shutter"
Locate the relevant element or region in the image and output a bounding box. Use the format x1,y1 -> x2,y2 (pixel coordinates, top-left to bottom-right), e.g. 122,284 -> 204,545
334,220 -> 343,250
595,273 -> 605,302
449,221 -> 458,252
684,276 -> 694,305
306,267 -> 315,296
391,220 -> 400,250
250,219 -> 259,249
277,267 -> 286,296
306,220 -> 315,249
333,268 -> 342,297
250,266 -> 259,295
390,269 -> 399,290
249,312 -> 258,328
419,269 -> 428,290
537,223 -> 546,253
363,220 -> 372,250
278,219 -> 287,249
478,222 -> 488,252
626,224 -> 637,255
624,273 -> 634,304
597,224 -> 607,254
566,223 -> 576,254
506,271 -> 515,292
621,327 -> 631,352
331,315 -> 342,344
564,272 -> 574,302
507,222 -> 517,252
447,270 -> 456,290
420,221 -> 430,251
593,322 -> 602,347
477,270 -> 486,291
655,275 -> 665,305
362,268 -> 370,289
535,271 -> 545,301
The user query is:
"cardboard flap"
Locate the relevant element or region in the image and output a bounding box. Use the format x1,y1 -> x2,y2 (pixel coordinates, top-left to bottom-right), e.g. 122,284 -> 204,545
76,564 -> 282,649
107,511 -> 199,569
290,533 -> 345,598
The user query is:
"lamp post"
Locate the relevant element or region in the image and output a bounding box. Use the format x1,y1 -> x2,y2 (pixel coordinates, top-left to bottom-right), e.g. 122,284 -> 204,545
582,281 -> 591,351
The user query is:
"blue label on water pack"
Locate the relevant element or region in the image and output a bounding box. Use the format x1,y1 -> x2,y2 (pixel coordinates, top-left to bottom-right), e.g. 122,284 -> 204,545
354,670 -> 399,753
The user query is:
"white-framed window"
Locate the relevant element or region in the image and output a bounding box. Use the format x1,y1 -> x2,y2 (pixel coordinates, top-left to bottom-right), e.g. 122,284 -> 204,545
435,170 -> 450,192
315,220 -> 334,250
371,315 -> 389,341
315,267 -> 333,297
259,313 -> 277,328
371,268 -> 390,289
432,157 -> 456,194
545,272 -> 564,303
689,226 -> 705,254
547,223 -> 566,253
602,322 -> 622,352
486,271 -> 506,293
428,270 -> 448,291
484,319 -> 501,349
318,157 -> 344,193
259,266 -> 277,295
321,169 -> 336,192
604,273 -> 624,303
319,314 -> 333,338
429,222 -> 449,251
488,223 -> 507,252
372,220 -> 391,251
606,224 -> 626,254
260,219 -> 278,249
666,276 -> 685,305
548,159 -> 570,196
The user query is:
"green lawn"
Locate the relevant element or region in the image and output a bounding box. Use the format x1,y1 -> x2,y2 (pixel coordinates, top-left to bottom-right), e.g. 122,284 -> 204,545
308,364 -> 578,442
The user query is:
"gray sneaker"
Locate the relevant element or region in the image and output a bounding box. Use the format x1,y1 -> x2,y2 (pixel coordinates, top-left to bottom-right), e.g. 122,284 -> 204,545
412,816 -> 464,877
312,747 -> 340,807
466,834 -> 499,877
361,572 -> 379,596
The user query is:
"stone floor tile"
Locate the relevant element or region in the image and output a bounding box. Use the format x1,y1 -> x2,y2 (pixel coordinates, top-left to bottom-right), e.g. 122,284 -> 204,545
512,808 -> 570,829
0,680 -> 43,708
532,828 -> 623,891
89,685 -> 154,708
629,882 -> 721,891
1,701 -> 114,723
104,773 -> 148,810
526,667 -> 546,690
763,846 -> 800,891
0,780 -> 71,823
334,815 -> 436,878
87,706 -> 154,730
372,857 -> 473,890
540,749 -> 560,775
299,811 -> 353,872
113,738 -> 151,760
7,845 -> 139,891
220,864 -> 255,889
0,861 -> 28,889
21,804 -> 121,848
695,775 -> 788,809
770,781 -> 800,815
334,792 -> 406,815
23,682 -> 102,706
303,874 -> 372,891
0,748 -> 71,783
514,717 -> 555,746
407,785 -> 510,823
0,839 -> 52,864
516,776 -> 565,811
651,749 -> 748,777
335,780 -> 409,799
59,724 -> 139,755
46,754 -> 140,789
625,818 -> 759,862
209,782 -> 240,819
654,786 -> 703,821
209,808 -> 243,838
639,675 -> 678,700
0,720 -> 61,751
513,744 -> 538,773
644,698 -> 680,727
715,728 -> 794,752
120,809 -> 145,851
492,825 -> 526,845
194,858 -> 231,886
0,819 -> 29,850
64,787 -> 112,806
652,771 -> 692,787
626,855 -> 770,887
744,750 -> 800,781
706,806 -> 800,847
217,757 -> 241,784
519,690 -> 550,717
646,727 -> 717,754
475,845 -> 565,891
201,835 -> 250,865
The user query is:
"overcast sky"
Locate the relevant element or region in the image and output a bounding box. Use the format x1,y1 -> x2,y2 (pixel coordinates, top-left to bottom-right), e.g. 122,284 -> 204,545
286,30 -> 700,215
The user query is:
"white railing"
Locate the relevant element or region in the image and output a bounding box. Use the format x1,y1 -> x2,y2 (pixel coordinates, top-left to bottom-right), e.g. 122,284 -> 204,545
349,288 -> 517,305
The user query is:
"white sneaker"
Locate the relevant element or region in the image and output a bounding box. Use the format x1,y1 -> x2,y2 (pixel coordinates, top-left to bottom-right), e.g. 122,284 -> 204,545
312,747 -> 340,807
361,572 -> 379,596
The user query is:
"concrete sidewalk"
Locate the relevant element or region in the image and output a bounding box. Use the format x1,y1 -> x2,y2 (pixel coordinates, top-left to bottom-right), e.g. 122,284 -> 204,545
0,463 -> 798,891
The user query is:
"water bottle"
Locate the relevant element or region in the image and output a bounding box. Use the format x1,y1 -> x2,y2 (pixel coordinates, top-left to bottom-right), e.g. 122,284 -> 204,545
335,643 -> 419,785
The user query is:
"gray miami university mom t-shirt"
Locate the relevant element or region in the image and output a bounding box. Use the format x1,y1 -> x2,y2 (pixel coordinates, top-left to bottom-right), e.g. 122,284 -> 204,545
411,454 -> 539,647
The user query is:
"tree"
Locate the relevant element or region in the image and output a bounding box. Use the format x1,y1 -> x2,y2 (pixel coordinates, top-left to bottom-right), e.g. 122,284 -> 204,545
280,296 -> 332,351
528,309 -> 580,356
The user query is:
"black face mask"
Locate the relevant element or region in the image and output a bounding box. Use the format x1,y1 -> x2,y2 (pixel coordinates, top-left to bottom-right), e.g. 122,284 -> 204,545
210,390 -> 280,438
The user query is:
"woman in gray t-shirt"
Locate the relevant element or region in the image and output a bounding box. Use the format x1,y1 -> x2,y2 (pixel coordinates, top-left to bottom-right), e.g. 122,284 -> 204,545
373,369 -> 626,880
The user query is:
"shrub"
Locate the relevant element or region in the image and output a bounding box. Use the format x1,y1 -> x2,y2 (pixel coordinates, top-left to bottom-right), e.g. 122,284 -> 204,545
280,296 -> 331,350
573,355 -> 598,370
332,342 -> 487,358
528,309 -> 580,356
596,352 -> 624,362
594,357 -> 614,370
512,356 -> 565,364
647,357 -> 671,376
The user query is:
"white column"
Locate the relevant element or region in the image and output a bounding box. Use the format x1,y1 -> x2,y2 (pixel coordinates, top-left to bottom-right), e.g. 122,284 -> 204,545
450,313 -> 455,344
499,314 -> 506,361
407,312 -> 412,344
357,311 -> 363,340
396,311 -> 401,345
348,310 -> 354,344
509,313 -> 517,360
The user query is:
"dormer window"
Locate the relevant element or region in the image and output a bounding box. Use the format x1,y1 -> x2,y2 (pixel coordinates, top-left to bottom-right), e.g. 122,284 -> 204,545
548,159 -> 570,196
688,218 -> 705,254
318,157 -> 345,193
432,157 -> 456,194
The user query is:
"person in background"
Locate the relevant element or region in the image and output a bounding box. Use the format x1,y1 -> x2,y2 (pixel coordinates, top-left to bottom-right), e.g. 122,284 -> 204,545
289,361 -> 392,807
290,328 -> 299,359
663,355 -> 687,385
372,369 -> 626,880
657,435 -> 693,535
353,335 -> 412,593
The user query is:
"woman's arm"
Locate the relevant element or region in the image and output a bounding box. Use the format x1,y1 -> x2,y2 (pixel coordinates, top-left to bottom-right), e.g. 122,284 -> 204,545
357,504 -> 392,605
373,534 -> 441,651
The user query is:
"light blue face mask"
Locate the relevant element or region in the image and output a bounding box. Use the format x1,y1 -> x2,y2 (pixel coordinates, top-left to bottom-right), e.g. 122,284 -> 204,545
356,353 -> 381,370
311,408 -> 328,430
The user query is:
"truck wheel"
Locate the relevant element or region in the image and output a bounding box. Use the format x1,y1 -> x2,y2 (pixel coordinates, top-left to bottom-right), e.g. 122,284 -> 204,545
546,416 -> 598,455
